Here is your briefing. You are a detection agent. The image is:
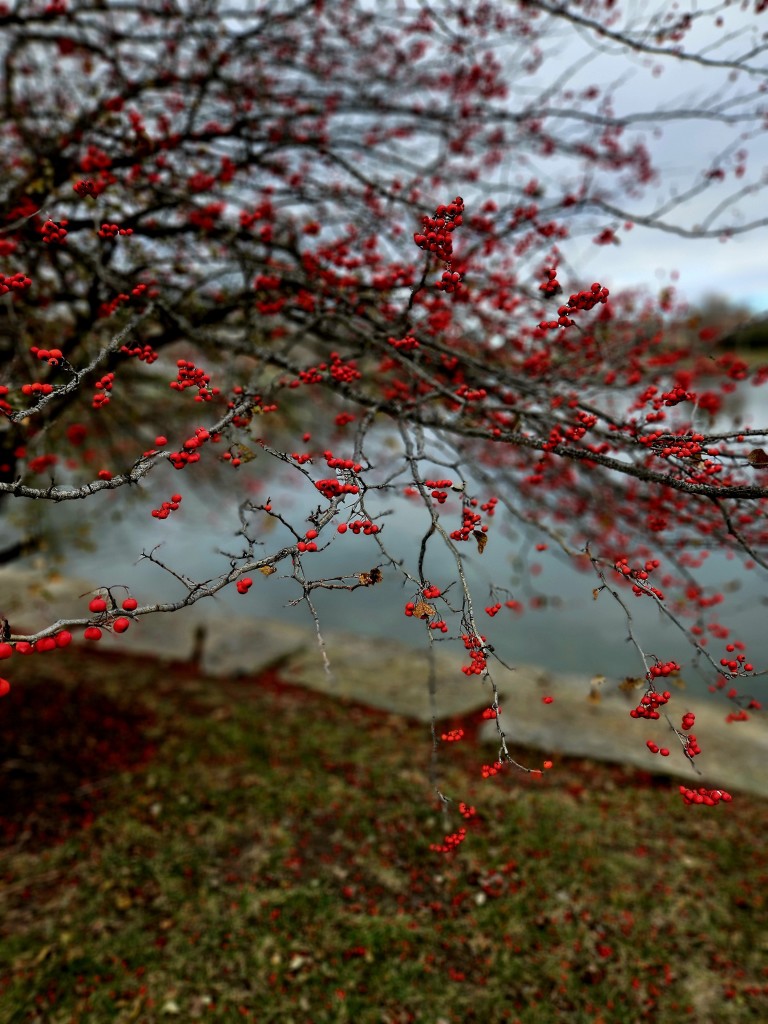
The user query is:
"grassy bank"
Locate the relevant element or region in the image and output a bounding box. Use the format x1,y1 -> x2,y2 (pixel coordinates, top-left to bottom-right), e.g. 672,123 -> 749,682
1,647 -> 767,1023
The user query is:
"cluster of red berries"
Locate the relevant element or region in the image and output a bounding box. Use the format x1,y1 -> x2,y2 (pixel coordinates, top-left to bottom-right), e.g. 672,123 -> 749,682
21,381 -> 54,397
538,263 -> 562,297
27,454 -> 58,474
641,430 -> 705,459
169,427 -> 211,470
615,557 -> 659,580
0,630 -> 72,662
93,372 -> 115,409
99,287 -> 144,318
336,519 -> 380,535
298,529 -> 319,553
240,200 -> 274,232
481,760 -> 504,779
170,359 -> 218,401
454,505 -> 483,544
614,557 -> 665,600
28,348 -> 64,371
315,478 -> 360,500
328,352 -> 362,385
482,705 -> 500,720
388,335 -> 420,351
0,622 -> 74,693
681,711 -> 695,731
324,453 -> 363,474
151,493 -> 182,519
629,689 -> 671,720
484,603 -> 502,617
291,452 -> 312,465
436,269 -> 463,294
73,178 -> 96,198
646,740 -> 670,757
648,659 -> 680,679
429,826 -> 467,854
684,733 -> 702,758
440,729 -> 464,742
428,619 -> 449,633
461,633 -> 488,676
292,355 -> 362,388
413,197 -> 464,262
41,219 -> 68,244
679,786 -> 732,806
0,272 -> 31,295
538,282 -> 609,330
425,479 -> 452,504
83,593 -> 138,641
725,709 -> 750,723
221,450 -> 242,467
98,223 -> 133,239
121,342 -> 158,364
314,453 -> 363,499
454,384 -> 487,403
661,384 -> 695,407
236,577 -> 253,595
292,366 -> 323,387
720,643 -> 754,673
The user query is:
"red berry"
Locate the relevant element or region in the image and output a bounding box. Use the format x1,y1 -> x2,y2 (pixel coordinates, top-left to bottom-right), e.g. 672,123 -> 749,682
0,678 -> 9,698
89,596 -> 107,613
122,597 -> 138,611
15,642 -> 32,655
56,631 -> 72,648
0,643 -> 11,659
84,626 -> 102,641
113,617 -> 130,633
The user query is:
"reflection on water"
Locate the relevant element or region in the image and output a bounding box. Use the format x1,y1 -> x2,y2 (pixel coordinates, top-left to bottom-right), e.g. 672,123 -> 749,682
8,445 -> 767,707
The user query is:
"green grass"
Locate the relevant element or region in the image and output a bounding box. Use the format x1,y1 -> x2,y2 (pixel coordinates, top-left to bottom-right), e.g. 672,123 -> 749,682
1,647 -> 768,1023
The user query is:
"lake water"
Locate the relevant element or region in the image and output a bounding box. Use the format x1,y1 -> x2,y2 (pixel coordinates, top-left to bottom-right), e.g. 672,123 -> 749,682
8,417 -> 767,708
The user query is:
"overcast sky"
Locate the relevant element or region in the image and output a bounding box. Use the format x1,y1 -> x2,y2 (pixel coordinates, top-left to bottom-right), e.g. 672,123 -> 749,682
503,2 -> 768,314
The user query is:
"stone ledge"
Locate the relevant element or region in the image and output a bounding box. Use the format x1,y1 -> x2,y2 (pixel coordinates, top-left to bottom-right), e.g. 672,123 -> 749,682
2,568 -> 765,797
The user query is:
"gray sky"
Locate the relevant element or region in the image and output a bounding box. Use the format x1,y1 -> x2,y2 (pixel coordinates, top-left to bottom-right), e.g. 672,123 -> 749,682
497,2 -> 768,313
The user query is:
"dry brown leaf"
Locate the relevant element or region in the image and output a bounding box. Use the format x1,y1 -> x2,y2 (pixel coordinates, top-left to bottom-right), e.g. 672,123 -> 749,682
618,676 -> 644,694
473,530 -> 488,554
412,600 -> 435,620
358,567 -> 383,586
588,675 -> 605,704
259,566 -> 276,576
748,448 -> 768,467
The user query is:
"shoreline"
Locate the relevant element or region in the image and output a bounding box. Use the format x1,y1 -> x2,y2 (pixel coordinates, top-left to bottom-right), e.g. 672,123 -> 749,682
2,567 -> 767,797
